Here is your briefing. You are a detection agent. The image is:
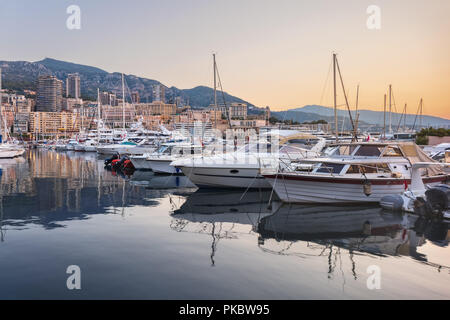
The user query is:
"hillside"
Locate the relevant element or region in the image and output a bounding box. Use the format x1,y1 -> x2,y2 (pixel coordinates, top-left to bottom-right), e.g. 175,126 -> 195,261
0,58 -> 255,108
294,105 -> 450,128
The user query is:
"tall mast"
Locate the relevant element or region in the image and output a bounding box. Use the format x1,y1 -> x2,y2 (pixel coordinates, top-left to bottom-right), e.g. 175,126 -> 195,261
0,68 -> 2,143
404,103 -> 407,131
97,88 -> 101,143
333,53 -> 338,143
419,98 -> 423,129
122,73 -> 125,132
213,53 -> 217,128
354,84 -> 360,138
81,102 -> 84,134
383,94 -> 387,140
0,68 -> 6,143
335,56 -> 357,141
388,84 -> 392,133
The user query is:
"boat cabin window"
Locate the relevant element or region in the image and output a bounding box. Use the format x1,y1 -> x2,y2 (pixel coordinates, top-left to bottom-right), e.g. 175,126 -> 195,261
157,145 -> 170,154
353,145 -> 382,157
381,146 -> 403,157
316,163 -> 345,174
346,163 -> 391,174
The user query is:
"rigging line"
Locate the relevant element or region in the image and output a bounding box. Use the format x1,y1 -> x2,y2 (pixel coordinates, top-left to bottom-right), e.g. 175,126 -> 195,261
391,87 -> 398,114
411,99 -> 422,131
214,62 -> 232,129
319,58 -> 333,106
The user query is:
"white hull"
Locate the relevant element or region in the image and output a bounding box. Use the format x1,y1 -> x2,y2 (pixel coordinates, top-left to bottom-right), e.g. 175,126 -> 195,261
83,145 -> 97,152
264,175 -> 447,203
74,145 -> 85,152
130,156 -> 153,170
126,146 -> 156,156
97,145 -> 136,155
0,149 -> 25,158
178,166 -> 271,189
148,159 -> 181,174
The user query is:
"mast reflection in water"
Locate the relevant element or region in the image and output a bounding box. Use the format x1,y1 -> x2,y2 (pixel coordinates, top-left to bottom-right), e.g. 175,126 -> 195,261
0,150 -> 449,299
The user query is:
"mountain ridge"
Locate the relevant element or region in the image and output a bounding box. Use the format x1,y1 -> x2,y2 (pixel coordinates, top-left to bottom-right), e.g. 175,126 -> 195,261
0,57 -> 255,108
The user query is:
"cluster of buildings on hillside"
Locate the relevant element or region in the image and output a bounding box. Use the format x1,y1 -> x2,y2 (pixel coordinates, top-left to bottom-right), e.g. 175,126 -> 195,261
0,73 -> 274,139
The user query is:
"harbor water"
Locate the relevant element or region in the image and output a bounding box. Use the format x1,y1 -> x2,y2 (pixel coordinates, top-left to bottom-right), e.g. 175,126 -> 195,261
0,150 -> 449,299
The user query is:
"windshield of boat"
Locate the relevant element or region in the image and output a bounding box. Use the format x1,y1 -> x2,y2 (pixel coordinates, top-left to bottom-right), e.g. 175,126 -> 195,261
157,145 -> 170,154
315,163 -> 346,174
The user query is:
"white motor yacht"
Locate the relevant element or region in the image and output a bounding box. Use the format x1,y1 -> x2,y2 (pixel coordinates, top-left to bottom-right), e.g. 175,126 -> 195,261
172,134 -> 326,189
262,142 -> 449,204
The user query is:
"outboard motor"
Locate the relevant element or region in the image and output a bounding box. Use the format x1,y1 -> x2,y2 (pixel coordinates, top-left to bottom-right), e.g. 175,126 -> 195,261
425,184 -> 450,213
104,153 -> 119,166
112,155 -> 128,170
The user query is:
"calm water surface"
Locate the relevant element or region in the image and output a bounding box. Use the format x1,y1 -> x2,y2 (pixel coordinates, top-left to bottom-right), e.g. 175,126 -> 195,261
0,150 -> 449,299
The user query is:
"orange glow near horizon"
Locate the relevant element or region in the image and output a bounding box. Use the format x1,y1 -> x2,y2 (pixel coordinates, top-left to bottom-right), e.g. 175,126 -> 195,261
2,0 -> 449,119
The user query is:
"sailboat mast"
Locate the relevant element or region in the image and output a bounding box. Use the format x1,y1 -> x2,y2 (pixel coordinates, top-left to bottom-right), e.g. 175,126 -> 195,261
383,94 -> 387,140
388,84 -> 392,134
97,88 -> 101,143
403,103 -> 407,131
0,68 -> 2,142
354,84 -> 359,137
419,98 -> 423,129
333,54 -> 338,143
122,73 -> 125,132
213,53 -> 217,128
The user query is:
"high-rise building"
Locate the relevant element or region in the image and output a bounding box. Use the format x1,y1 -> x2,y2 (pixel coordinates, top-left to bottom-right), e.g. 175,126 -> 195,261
99,91 -> 117,106
131,91 -> 140,104
35,75 -> 63,112
66,73 -> 81,99
152,84 -> 165,103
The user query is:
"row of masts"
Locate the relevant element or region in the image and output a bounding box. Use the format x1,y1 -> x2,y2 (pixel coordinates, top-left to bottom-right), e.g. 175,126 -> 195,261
332,54 -> 424,142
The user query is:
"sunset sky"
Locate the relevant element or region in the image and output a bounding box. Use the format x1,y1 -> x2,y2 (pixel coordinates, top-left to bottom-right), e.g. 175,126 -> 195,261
1,0 -> 449,118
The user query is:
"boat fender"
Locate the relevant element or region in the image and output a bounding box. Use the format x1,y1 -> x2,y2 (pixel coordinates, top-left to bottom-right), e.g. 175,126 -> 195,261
380,195 -> 404,212
363,181 -> 372,196
391,172 -> 402,178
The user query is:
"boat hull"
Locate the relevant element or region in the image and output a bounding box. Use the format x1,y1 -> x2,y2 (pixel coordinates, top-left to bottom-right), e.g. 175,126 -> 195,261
131,156 -> 153,170
148,159 -> 181,174
263,174 -> 449,203
0,149 -> 25,158
178,166 -> 272,189
83,145 -> 97,152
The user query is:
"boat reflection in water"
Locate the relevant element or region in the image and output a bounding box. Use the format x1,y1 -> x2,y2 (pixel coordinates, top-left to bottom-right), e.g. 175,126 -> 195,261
0,150 -> 190,234
171,189 -> 450,275
171,190 -> 275,265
